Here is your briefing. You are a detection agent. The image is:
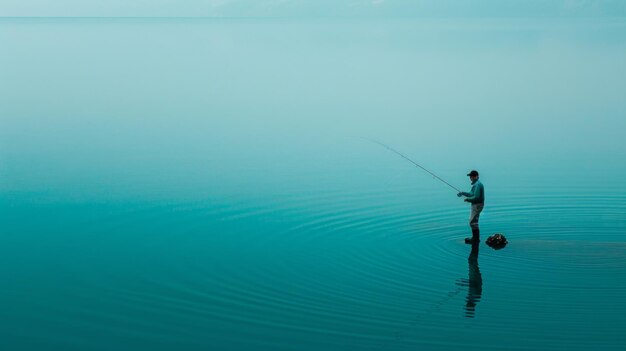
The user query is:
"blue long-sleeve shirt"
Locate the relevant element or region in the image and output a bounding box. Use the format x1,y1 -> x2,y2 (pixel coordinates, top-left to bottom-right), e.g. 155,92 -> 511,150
461,180 -> 485,204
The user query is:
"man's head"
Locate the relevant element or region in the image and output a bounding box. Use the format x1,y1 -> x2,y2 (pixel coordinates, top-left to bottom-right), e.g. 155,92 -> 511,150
467,170 -> 479,182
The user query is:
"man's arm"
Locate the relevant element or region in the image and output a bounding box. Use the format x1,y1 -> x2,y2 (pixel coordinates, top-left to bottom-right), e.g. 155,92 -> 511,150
459,185 -> 475,198
464,184 -> 483,203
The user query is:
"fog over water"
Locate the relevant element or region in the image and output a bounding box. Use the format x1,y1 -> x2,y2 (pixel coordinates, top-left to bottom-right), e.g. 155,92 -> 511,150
2,18 -> 625,201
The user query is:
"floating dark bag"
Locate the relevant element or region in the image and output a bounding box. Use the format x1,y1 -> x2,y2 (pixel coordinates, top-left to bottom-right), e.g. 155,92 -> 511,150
486,233 -> 508,249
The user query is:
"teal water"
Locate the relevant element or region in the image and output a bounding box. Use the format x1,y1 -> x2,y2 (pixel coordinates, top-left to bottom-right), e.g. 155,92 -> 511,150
1,18 -> 626,350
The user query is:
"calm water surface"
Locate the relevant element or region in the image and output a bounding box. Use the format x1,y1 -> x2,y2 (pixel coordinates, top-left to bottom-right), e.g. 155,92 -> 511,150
1,18 -> 625,350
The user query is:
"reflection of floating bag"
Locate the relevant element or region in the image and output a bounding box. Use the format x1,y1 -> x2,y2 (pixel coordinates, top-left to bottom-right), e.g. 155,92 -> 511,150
486,233 -> 508,249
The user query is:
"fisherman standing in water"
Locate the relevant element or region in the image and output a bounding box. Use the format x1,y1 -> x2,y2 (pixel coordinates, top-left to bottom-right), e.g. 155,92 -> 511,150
457,170 -> 485,244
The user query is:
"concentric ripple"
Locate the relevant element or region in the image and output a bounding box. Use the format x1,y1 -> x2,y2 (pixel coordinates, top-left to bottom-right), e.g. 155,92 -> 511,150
5,181 -> 625,351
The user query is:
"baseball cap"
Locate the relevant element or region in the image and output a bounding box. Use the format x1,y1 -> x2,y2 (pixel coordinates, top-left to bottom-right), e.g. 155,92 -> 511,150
467,170 -> 479,177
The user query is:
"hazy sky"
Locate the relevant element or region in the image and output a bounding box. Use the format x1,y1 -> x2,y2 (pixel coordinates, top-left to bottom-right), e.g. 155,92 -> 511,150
1,0 -> 625,17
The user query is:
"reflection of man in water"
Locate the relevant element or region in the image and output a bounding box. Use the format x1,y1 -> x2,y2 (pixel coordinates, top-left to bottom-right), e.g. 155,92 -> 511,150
457,242 -> 483,318
457,170 -> 485,244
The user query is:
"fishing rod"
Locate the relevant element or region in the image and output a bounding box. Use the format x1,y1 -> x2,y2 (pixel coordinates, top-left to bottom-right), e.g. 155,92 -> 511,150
365,138 -> 462,193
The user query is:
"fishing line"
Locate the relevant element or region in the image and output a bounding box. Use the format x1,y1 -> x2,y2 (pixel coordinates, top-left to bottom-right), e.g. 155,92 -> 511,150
364,138 -> 462,193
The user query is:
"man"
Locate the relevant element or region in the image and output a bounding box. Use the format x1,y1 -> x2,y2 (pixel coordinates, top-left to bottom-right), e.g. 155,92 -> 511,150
457,170 -> 485,244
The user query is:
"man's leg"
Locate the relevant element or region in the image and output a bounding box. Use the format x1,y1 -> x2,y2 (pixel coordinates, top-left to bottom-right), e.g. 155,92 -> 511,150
466,204 -> 483,244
